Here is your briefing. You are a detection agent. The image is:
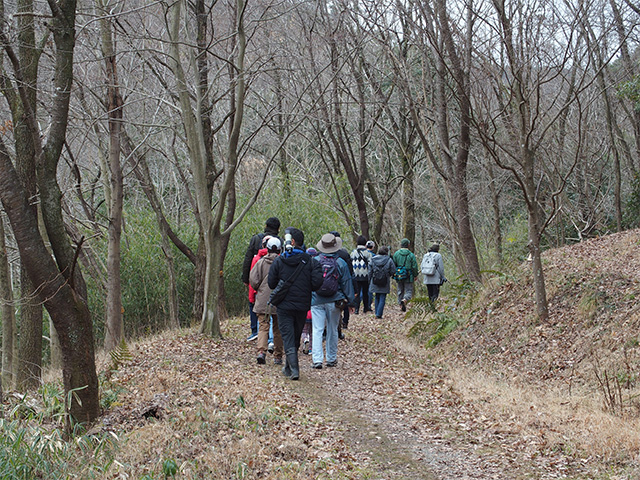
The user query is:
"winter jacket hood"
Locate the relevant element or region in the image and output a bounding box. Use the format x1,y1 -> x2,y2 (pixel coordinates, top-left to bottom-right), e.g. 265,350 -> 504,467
268,251 -> 323,312
368,255 -> 396,294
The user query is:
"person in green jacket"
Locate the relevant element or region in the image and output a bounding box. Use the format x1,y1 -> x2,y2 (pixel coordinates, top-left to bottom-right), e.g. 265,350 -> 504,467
392,238 -> 419,312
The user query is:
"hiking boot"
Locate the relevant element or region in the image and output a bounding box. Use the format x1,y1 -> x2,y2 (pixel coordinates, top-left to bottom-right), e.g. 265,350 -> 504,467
302,340 -> 310,355
326,360 -> 337,367
312,363 -> 323,369
274,357 -> 283,365
285,352 -> 300,380
257,353 -> 266,364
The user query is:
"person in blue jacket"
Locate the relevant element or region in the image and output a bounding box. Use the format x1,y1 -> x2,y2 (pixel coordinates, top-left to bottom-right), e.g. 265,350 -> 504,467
310,233 -> 355,369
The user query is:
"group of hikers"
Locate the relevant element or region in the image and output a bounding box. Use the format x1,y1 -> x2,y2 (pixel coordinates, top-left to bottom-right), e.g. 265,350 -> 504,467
241,217 -> 446,381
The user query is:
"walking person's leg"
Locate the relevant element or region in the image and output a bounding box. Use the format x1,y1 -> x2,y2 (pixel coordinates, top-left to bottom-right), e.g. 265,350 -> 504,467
271,314 -> 283,364
311,305 -> 327,367
247,302 -> 259,341
277,309 -> 298,379
325,303 -> 341,366
377,292 -> 387,318
256,313 -> 269,364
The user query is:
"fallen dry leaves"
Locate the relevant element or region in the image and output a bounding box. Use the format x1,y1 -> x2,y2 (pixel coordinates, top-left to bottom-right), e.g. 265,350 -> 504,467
93,229 -> 640,479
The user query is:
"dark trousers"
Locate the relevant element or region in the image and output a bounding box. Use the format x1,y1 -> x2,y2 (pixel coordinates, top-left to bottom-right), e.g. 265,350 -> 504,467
249,302 -> 258,335
341,303 -> 350,327
427,284 -> 441,302
276,309 -> 307,354
355,279 -> 371,312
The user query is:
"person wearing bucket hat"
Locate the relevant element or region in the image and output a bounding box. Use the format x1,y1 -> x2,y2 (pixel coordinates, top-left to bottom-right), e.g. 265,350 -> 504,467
310,233 -> 355,369
392,238 -> 419,312
268,228 -> 323,380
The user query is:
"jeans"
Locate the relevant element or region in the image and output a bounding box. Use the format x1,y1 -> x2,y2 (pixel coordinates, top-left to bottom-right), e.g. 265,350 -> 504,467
249,302 -> 258,335
311,303 -> 340,364
374,292 -> 387,318
396,281 -> 414,304
276,309 -> 307,355
269,317 -> 274,344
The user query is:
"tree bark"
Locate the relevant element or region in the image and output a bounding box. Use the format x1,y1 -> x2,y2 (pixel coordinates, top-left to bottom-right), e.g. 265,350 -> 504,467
0,147 -> 100,424
99,0 -> 125,352
0,213 -> 16,390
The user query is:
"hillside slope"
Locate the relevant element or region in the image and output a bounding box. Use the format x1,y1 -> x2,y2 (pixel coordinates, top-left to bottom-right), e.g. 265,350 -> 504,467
84,230 -> 640,479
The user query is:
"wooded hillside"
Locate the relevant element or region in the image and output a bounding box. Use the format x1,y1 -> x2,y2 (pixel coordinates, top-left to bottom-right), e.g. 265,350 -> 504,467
0,0 -> 639,428
3,229 -> 639,479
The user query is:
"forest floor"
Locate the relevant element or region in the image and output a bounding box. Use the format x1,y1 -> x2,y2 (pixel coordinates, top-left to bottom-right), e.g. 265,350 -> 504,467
92,229 -> 640,479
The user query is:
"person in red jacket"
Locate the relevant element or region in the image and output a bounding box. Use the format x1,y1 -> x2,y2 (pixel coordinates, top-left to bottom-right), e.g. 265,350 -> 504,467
250,237 -> 284,365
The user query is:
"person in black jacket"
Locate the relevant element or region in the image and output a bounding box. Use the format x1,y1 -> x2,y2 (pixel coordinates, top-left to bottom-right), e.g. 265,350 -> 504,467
268,228 -> 323,380
242,217 -> 280,341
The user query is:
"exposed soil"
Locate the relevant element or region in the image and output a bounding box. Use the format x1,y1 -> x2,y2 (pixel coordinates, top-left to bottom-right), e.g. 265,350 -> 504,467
95,229 -> 640,479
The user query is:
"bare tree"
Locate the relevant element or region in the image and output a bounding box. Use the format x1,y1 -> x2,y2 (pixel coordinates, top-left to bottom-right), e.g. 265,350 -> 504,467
0,213 -> 16,390
0,0 -> 100,422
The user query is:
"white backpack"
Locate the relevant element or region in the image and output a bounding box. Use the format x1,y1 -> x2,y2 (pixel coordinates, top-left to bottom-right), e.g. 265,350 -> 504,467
421,253 -> 437,276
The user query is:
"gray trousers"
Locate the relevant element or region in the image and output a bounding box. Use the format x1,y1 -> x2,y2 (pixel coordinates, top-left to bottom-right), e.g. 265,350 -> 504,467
396,281 -> 414,304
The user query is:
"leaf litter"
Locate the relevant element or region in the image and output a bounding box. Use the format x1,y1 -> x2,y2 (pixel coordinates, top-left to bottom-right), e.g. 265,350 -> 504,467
95,229 -> 640,479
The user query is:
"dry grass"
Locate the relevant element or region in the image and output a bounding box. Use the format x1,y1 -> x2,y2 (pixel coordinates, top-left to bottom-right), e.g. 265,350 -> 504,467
449,366 -> 640,465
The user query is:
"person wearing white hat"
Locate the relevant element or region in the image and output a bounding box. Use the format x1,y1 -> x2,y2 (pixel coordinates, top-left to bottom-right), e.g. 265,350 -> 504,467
250,237 -> 284,365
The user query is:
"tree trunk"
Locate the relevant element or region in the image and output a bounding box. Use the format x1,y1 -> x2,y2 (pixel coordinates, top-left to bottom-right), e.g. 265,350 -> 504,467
0,214 -> 16,390
527,202 -> 549,321
0,148 -> 100,425
486,164 -> 503,265
401,150 -> 416,245
99,0 -> 125,352
16,270 -> 42,389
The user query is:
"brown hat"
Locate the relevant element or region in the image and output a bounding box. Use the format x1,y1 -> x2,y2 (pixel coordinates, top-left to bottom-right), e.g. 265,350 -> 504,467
316,233 -> 343,254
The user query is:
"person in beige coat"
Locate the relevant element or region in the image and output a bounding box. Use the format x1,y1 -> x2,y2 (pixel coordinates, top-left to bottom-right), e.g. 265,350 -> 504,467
250,237 -> 284,365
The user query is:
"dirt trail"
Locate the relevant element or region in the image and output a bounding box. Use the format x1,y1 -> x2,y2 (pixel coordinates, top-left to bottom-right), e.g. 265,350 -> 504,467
290,309 -> 506,480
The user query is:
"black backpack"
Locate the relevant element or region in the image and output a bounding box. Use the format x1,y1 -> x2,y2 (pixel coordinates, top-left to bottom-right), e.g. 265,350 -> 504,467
317,255 -> 340,296
371,261 -> 388,287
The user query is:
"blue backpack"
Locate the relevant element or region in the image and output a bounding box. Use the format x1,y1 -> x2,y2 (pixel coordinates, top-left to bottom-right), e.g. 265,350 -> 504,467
317,255 -> 340,297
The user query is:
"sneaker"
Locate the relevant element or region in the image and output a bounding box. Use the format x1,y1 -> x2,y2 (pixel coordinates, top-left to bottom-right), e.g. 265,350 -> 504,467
312,363 -> 323,369
375,315 -> 382,319
257,353 -> 266,364
268,342 -> 275,353
302,340 -> 310,355
246,333 -> 258,342
401,300 -> 406,312
274,357 -> 283,365
326,360 -> 337,367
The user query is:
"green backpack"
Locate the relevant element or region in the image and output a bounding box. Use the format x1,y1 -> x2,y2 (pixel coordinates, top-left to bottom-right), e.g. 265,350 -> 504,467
393,265 -> 409,281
